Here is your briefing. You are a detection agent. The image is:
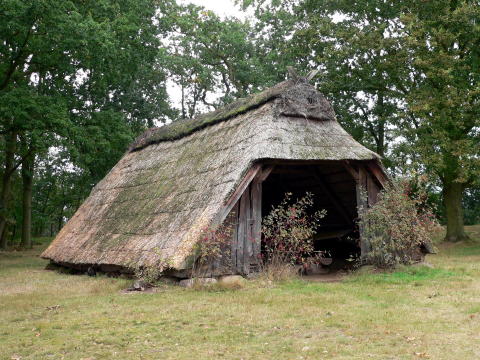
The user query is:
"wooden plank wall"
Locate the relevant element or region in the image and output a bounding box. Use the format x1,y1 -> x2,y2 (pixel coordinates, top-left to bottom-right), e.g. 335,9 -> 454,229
367,172 -> 381,206
229,169 -> 265,275
345,161 -> 385,259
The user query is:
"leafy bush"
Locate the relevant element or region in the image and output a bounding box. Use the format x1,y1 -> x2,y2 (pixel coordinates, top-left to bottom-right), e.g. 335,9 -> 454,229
132,265 -> 163,284
261,192 -> 327,278
128,247 -> 174,284
359,180 -> 441,268
191,224 -> 233,278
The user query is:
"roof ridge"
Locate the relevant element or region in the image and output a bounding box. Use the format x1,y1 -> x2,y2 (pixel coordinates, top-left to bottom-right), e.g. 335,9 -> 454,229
130,80 -> 296,151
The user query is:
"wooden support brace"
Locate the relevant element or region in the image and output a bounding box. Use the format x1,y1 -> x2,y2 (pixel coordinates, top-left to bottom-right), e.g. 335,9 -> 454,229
214,163 -> 262,226
257,165 -> 275,183
366,161 -> 388,188
343,160 -> 359,182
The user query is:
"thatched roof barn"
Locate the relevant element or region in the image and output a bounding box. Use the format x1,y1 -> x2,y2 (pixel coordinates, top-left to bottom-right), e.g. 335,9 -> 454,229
42,76 -> 387,276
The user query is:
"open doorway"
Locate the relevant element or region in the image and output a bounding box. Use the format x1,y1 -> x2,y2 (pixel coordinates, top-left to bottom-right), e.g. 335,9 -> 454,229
261,162 -> 360,273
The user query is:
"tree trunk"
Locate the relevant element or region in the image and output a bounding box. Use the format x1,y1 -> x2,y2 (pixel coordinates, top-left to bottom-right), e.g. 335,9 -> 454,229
443,180 -> 469,242
375,94 -> 386,157
20,151 -> 35,249
0,131 -> 17,249
57,197 -> 65,232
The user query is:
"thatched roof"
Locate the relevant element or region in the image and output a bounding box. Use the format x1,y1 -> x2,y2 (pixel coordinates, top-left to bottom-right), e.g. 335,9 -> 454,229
41,80 -> 381,271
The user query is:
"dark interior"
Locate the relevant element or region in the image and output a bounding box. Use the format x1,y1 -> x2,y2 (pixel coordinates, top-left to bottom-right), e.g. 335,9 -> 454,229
261,162 -> 360,270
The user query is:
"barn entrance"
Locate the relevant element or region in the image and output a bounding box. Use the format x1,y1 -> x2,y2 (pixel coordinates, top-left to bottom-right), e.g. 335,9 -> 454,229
227,160 -> 384,275
261,162 -> 360,273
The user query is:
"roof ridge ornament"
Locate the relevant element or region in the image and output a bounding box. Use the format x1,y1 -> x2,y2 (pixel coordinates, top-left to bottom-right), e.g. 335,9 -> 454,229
287,66 -> 319,84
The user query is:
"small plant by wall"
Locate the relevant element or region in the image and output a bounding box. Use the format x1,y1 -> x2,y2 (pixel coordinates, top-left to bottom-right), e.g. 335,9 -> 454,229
359,179 -> 441,268
128,247 -> 174,285
261,192 -> 327,279
191,224 -> 233,278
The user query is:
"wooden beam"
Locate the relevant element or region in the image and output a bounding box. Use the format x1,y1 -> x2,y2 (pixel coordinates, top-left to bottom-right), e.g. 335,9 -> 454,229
356,167 -> 370,258
312,170 -> 353,225
343,160 -> 359,182
230,202 -> 239,272
237,188 -> 249,274
214,163 -> 262,225
366,161 -> 388,188
250,179 -> 262,271
257,165 -> 275,183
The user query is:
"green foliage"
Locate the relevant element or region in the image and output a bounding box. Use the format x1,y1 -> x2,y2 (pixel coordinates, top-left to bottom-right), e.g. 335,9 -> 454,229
0,0 -> 173,246
191,224 -> 233,278
163,2 -> 282,119
359,180 -> 441,268
128,247 -> 174,284
463,188 -> 480,225
262,192 -> 326,268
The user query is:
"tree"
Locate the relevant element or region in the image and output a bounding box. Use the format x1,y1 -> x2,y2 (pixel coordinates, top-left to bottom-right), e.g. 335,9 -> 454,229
400,0 -> 480,241
0,0 -> 172,248
165,3 -> 278,118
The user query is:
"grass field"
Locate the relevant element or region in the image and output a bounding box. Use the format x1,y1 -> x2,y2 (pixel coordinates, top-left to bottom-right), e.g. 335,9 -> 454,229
1,226 -> 479,360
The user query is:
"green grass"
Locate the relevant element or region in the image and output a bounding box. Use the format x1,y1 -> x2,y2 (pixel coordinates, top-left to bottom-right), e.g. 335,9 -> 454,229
1,228 -> 480,360
347,265 -> 457,285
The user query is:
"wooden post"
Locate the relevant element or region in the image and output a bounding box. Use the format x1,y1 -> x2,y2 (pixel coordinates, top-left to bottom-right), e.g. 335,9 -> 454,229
344,161 -> 371,259
243,187 -> 252,275
250,179 -> 262,272
357,167 -> 370,258
237,186 -> 250,274
367,172 -> 381,206
230,202 -> 239,272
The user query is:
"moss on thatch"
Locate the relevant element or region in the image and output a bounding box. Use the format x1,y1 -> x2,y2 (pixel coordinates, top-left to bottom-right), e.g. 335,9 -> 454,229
42,81 -> 382,272
130,81 -> 295,150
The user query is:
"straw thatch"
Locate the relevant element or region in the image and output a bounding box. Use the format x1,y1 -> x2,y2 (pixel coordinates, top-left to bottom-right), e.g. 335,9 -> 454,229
41,80 -> 381,271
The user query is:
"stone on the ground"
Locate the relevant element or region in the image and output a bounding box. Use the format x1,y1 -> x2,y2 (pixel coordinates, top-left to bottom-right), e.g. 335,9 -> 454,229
132,280 -> 149,291
179,277 -> 217,288
218,275 -> 246,287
